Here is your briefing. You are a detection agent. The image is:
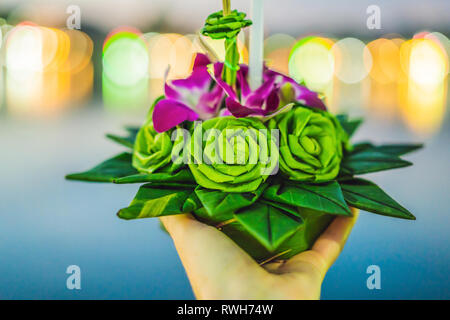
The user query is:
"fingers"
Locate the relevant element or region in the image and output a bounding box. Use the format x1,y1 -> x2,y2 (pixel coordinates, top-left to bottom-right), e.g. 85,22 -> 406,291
311,208 -> 359,275
160,214 -> 266,299
278,208 -> 359,279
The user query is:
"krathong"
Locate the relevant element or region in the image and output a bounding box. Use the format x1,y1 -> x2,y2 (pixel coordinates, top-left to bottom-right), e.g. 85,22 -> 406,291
67,1 -> 422,263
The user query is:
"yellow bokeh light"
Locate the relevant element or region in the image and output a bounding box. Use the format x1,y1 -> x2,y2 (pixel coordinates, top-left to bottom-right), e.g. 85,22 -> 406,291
170,35 -> 196,79
61,29 -> 94,74
398,37 -> 448,135
264,33 -> 296,74
367,38 -> 403,84
41,27 -> 70,72
70,61 -> 94,106
147,33 -> 197,80
147,33 -> 173,79
398,77 -> 447,136
3,22 -> 94,116
426,32 -> 450,74
408,39 -> 448,86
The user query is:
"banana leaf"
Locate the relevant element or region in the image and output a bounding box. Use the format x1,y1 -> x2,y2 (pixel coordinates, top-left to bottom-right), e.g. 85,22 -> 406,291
339,178 -> 415,220
117,184 -> 201,220
263,180 -> 351,216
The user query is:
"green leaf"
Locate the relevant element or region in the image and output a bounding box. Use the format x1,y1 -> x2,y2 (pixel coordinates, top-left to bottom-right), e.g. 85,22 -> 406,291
339,178 -> 415,220
125,126 -> 140,136
342,149 -> 412,175
194,183 -> 268,223
114,168 -> 195,185
263,181 -> 351,216
352,142 -> 423,157
117,184 -> 200,220
65,153 -> 138,182
106,134 -> 134,149
106,126 -> 140,149
337,114 -> 363,138
234,201 -> 303,251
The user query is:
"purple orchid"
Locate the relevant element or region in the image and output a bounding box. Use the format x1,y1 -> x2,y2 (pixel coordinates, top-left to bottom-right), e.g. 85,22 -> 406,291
152,53 -> 224,133
211,63 -> 327,118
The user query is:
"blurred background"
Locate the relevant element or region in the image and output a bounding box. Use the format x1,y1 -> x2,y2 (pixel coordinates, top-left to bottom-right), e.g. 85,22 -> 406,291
0,0 -> 449,299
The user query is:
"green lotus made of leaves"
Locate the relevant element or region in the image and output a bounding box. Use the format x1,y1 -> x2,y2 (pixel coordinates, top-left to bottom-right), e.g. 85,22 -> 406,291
188,117 -> 279,193
269,106 -> 349,183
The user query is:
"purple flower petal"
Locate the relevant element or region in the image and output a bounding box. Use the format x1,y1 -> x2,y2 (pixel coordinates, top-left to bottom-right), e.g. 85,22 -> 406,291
192,53 -> 211,68
219,108 -> 232,116
226,98 -> 266,118
164,83 -> 181,100
217,61 -> 327,118
236,65 -> 251,99
265,86 -> 281,113
265,69 -> 327,111
159,53 -> 223,128
165,54 -> 213,99
153,99 -> 199,133
244,77 -> 277,109
212,63 -> 238,101
296,87 -> 327,111
196,84 -> 224,119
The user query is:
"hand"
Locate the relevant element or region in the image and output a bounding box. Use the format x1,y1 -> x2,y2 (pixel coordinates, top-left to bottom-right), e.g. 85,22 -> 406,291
160,208 -> 358,300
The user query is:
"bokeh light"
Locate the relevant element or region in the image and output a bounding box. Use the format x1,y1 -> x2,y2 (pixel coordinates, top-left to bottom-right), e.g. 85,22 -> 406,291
5,24 -> 44,71
332,37 -> 372,84
103,28 -> 149,86
407,38 -> 448,86
147,33 -> 197,80
0,61 -> 3,111
289,36 -> 335,92
6,70 -> 43,115
102,72 -> 150,112
147,33 -> 175,79
426,32 -> 450,74
61,29 -> 94,74
0,15 -> 448,136
2,21 -> 93,116
398,77 -> 447,136
264,33 -> 296,74
398,37 -> 448,135
367,38 -> 404,85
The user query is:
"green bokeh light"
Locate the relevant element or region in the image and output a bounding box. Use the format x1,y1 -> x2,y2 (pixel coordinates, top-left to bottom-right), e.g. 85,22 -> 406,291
289,36 -> 335,92
102,31 -> 149,86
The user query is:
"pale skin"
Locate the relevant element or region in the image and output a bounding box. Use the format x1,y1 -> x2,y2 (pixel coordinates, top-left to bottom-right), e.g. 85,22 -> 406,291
160,208 -> 359,300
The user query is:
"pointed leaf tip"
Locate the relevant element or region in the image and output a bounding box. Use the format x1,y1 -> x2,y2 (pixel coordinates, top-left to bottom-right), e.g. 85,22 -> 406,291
339,178 -> 416,220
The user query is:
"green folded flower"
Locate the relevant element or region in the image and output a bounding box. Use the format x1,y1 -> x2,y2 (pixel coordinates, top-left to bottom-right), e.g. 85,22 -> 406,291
132,118 -> 188,174
189,117 -> 278,192
201,9 -> 252,40
269,106 -> 348,182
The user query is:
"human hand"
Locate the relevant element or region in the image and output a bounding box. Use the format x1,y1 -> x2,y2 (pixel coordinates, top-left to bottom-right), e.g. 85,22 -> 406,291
160,208 -> 359,300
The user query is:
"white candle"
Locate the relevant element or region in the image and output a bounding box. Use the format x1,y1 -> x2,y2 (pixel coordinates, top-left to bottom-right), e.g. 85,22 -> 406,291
249,0 -> 264,90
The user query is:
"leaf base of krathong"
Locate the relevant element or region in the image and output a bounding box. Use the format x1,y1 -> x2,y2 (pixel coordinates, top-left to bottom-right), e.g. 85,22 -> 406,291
194,207 -> 335,263
117,183 -> 336,262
